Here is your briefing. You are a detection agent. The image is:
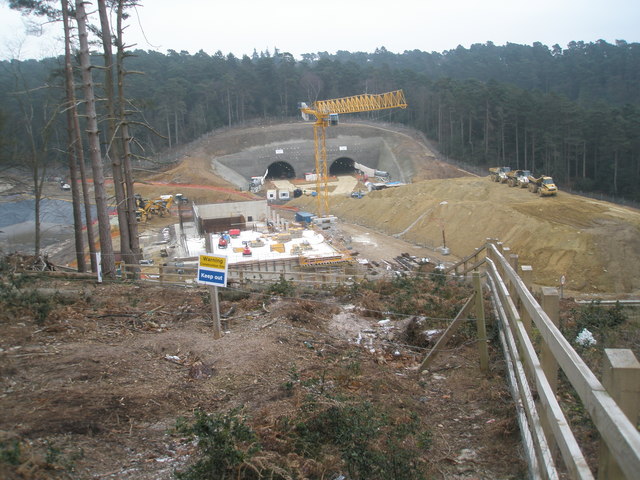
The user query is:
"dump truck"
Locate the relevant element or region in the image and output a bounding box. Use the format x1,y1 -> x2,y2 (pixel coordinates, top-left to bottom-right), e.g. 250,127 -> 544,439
489,166 -> 511,183
506,169 -> 532,188
528,175 -> 558,196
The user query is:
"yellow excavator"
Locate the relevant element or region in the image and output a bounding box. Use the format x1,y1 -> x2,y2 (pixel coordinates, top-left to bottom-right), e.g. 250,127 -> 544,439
299,90 -> 408,217
136,194 -> 176,222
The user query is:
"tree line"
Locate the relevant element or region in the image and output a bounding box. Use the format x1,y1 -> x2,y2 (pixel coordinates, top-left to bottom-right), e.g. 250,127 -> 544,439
2,0 -> 142,277
1,4 -> 639,270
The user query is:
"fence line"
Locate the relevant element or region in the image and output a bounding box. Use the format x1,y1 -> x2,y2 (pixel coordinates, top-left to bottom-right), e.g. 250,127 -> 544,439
484,242 -> 640,480
417,239 -> 640,479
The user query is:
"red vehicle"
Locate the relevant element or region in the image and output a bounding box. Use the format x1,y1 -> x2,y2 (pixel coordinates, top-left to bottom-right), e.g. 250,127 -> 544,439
229,229 -> 241,238
242,246 -> 252,256
218,237 -> 228,249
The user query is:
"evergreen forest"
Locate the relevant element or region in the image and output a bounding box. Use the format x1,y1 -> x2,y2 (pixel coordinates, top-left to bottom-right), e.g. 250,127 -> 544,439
2,39 -> 640,202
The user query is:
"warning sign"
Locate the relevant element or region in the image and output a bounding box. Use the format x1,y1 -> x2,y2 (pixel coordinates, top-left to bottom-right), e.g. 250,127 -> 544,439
197,254 -> 228,287
199,255 -> 226,270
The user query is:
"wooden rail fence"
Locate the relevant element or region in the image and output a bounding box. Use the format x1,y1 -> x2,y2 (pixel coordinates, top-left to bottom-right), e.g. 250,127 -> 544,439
119,263 -> 363,287
426,240 -> 640,480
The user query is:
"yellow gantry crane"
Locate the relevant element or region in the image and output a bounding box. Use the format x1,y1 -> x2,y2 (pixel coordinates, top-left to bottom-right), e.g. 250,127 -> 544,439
299,89 -> 408,217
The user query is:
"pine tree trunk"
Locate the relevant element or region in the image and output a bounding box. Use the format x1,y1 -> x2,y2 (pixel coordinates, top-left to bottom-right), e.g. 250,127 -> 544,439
75,0 -> 116,278
515,120 -> 520,169
484,99 -> 490,156
166,113 -> 172,148
98,0 -> 133,265
33,164 -> 41,254
116,0 -> 140,260
61,0 -> 86,271
613,150 -> 618,195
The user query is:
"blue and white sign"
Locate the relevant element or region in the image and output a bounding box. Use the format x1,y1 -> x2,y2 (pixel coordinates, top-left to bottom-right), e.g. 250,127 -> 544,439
197,254 -> 228,287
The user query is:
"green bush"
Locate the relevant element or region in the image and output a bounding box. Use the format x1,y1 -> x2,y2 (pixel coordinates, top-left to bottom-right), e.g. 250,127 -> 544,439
175,408 -> 264,480
568,300 -> 628,341
292,401 -> 427,480
0,261 -> 54,324
0,440 -> 21,466
267,276 -> 295,297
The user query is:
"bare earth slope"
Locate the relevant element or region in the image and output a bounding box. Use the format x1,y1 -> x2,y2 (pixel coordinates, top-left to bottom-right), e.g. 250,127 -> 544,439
293,177 -> 640,295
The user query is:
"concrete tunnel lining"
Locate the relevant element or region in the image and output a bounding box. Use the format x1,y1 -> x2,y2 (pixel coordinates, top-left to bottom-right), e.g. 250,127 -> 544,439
211,131 -> 405,189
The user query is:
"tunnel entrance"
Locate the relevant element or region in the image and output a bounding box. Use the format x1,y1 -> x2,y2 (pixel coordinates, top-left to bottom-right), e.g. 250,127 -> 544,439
329,157 -> 356,176
266,161 -> 296,179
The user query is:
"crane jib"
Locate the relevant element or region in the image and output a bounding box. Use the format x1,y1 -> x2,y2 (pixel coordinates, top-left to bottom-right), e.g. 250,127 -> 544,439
313,90 -> 407,115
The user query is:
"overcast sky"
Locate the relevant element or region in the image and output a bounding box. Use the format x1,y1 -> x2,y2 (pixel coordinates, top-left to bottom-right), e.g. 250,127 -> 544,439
0,0 -> 638,61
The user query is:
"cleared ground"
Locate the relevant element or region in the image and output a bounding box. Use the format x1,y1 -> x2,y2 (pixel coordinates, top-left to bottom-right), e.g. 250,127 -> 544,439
292,177 -> 640,295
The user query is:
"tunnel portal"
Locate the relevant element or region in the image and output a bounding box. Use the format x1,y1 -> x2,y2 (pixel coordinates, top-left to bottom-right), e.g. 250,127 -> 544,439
265,161 -> 296,179
329,157 -> 356,176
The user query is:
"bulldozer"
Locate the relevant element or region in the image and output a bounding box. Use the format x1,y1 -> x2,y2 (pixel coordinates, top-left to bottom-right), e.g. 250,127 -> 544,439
528,175 -> 558,196
489,166 -> 511,183
506,169 -> 531,188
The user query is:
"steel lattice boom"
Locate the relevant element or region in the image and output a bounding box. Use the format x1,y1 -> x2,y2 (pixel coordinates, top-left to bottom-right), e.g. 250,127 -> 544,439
299,90 -> 408,217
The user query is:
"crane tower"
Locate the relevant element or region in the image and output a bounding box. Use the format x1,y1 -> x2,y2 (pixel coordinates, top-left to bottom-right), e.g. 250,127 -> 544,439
299,90 -> 408,217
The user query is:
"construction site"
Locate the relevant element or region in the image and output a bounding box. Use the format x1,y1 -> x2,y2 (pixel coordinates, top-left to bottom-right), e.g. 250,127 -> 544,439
1,102 -> 640,479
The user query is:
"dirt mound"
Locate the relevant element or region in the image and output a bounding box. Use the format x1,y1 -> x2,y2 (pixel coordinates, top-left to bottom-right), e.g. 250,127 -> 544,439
131,152 -> 257,205
292,177 -> 640,294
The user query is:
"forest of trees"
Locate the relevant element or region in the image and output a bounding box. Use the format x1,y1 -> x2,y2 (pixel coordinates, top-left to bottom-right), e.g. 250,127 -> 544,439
1,20 -> 640,208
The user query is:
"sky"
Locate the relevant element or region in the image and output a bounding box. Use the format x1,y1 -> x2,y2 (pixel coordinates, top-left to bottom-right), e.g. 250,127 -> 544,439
0,0 -> 639,61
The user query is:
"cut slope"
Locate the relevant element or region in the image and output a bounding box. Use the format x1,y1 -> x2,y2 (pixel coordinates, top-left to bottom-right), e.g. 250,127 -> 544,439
293,177 -> 640,294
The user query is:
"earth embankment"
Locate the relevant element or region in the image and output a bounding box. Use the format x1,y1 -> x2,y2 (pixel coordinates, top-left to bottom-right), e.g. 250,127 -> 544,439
292,177 -> 640,295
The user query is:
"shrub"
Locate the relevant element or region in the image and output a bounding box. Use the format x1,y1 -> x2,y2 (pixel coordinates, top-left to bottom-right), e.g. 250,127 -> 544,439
267,276 -> 295,297
175,408 -> 289,480
0,259 -> 54,324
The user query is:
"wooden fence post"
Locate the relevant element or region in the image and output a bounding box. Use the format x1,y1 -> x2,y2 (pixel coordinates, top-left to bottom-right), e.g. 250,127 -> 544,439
507,253 -> 519,297
540,287 -> 560,393
598,349 -> 640,480
473,272 -> 489,374
519,265 -> 533,335
539,286 -> 561,460
500,246 -> 510,278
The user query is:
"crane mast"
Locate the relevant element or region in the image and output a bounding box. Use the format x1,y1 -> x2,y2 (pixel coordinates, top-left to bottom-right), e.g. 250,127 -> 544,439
300,90 -> 407,217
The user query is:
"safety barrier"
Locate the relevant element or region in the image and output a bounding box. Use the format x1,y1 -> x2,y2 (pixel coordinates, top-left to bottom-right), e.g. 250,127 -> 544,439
424,241 -> 640,479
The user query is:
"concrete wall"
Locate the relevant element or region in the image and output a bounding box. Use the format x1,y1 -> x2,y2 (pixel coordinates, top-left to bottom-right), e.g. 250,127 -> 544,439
213,135 -> 401,188
193,200 -> 269,230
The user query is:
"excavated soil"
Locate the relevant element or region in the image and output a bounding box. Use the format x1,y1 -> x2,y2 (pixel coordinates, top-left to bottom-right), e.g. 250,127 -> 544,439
292,177 -> 640,295
138,121 -> 640,295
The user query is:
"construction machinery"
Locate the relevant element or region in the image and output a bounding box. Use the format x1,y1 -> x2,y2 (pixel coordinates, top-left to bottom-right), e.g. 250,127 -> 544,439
249,169 -> 269,193
506,169 -> 532,188
135,194 -> 177,222
528,175 -> 558,196
489,166 -> 511,183
299,90 -> 408,217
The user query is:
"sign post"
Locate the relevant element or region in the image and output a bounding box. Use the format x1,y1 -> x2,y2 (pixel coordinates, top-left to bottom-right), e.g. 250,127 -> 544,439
197,254 -> 228,339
